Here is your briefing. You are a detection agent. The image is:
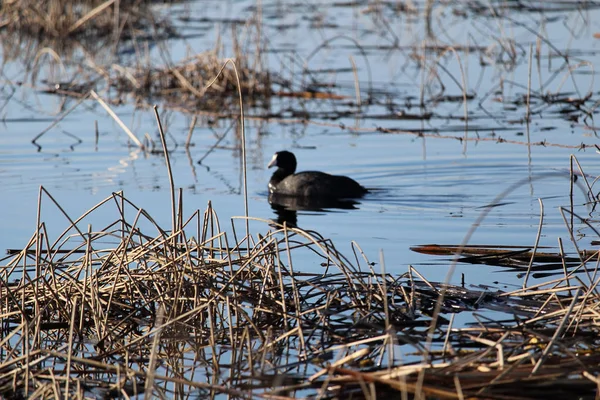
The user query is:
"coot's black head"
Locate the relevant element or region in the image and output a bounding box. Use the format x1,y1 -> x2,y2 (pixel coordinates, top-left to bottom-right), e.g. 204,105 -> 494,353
268,151 -> 297,174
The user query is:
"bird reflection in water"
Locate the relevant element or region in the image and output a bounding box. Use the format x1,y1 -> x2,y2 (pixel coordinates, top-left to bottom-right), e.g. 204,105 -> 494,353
268,193 -> 361,227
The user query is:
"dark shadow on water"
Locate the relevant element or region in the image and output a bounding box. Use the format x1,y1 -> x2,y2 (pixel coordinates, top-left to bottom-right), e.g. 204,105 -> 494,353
269,193 -> 361,227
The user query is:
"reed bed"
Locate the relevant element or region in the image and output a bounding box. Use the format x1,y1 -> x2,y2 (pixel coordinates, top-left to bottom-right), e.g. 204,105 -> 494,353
1,185 -> 600,399
0,0 -> 275,112
0,0 -> 170,40
112,50 -> 273,112
0,0 -> 176,89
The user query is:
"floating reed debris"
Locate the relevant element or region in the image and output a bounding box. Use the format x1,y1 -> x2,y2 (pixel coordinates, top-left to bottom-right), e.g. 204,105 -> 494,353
1,188 -> 600,399
411,244 -> 596,274
2,1 -> 277,112
112,50 -> 273,111
0,0 -> 173,41
0,0 -> 176,84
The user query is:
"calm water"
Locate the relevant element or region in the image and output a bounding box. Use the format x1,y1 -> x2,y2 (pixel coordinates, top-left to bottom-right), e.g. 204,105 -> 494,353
1,0 -> 599,289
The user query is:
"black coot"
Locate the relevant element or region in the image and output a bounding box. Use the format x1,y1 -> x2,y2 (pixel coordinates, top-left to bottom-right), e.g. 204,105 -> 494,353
268,151 -> 367,198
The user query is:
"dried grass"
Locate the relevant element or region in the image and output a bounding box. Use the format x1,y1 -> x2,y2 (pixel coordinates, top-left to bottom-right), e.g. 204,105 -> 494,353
0,0 -> 170,40
112,50 -> 272,112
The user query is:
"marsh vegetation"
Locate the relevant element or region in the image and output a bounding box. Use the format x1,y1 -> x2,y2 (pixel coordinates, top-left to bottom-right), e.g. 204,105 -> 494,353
1,0 -> 600,399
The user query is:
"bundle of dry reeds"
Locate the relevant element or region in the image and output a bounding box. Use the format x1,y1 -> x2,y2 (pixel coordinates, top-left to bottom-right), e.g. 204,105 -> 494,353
0,0 -> 165,39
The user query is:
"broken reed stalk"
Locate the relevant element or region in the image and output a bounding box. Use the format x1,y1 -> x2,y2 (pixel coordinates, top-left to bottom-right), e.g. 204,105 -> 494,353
153,106 -> 177,234
31,93 -> 90,146
447,47 -> 469,154
190,57 -> 249,251
230,58 -> 250,255
526,43 -> 533,152
91,90 -> 143,149
348,55 -> 361,109
305,35 -> 373,97
185,115 -> 197,148
571,155 -> 575,242
522,198 -> 544,288
67,0 -> 116,34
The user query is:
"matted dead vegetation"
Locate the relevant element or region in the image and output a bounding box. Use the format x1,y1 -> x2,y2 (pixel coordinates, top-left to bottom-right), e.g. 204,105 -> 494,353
0,0 -> 174,40
111,50 -> 273,112
0,0 -> 278,113
1,182 -> 600,399
0,0 -> 176,61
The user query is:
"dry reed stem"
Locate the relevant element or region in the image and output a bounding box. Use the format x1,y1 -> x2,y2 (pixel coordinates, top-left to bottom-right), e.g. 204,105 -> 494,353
91,90 -> 143,149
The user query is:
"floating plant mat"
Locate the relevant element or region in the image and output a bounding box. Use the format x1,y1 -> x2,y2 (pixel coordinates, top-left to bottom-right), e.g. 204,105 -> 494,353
109,51 -> 274,111
411,244 -> 599,275
38,52 -> 356,115
1,189 -> 600,399
0,0 -> 176,60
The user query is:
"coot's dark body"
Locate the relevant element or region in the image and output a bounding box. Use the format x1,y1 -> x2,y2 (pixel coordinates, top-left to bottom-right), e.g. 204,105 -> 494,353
268,151 -> 367,198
